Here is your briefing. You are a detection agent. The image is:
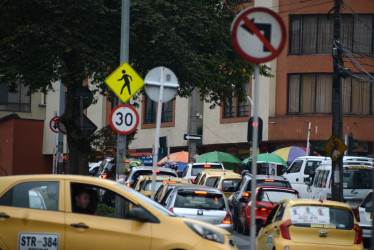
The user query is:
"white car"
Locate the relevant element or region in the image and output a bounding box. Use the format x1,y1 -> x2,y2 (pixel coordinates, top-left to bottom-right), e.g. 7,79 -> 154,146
181,162 -> 224,182
165,185 -> 233,233
357,191 -> 372,239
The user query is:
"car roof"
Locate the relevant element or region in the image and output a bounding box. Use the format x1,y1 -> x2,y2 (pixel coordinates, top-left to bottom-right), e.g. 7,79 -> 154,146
256,186 -> 298,193
172,185 -> 223,194
190,162 -> 223,166
130,166 -> 176,173
291,156 -> 328,161
138,175 -> 189,182
254,175 -> 289,181
281,198 -> 353,209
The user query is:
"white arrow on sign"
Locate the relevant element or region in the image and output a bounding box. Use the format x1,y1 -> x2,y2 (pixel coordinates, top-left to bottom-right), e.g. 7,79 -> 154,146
184,134 -> 202,141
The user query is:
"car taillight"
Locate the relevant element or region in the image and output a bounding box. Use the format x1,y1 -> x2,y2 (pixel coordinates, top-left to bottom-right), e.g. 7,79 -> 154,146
170,207 -> 174,212
101,173 -> 108,179
126,183 -> 131,187
353,207 -> 360,222
242,192 -> 250,197
354,224 -> 363,244
194,191 -> 207,195
255,206 -> 267,212
218,187 -> 222,191
222,211 -> 232,224
326,193 -> 332,200
204,164 -> 211,168
280,219 -> 292,240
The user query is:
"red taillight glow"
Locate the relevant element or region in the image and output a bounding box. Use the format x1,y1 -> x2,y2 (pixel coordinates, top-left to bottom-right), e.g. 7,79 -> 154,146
255,207 -> 267,212
204,164 -> 211,168
280,219 -> 292,240
242,192 -> 250,197
222,211 -> 232,224
126,183 -> 131,187
354,224 -> 363,244
264,179 -> 274,182
194,191 -> 208,195
170,207 -> 174,212
152,170 -> 161,173
102,174 -> 108,179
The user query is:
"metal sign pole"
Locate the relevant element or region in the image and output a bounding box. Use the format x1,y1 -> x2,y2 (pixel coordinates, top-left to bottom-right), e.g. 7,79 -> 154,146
150,68 -> 165,200
250,64 -> 260,250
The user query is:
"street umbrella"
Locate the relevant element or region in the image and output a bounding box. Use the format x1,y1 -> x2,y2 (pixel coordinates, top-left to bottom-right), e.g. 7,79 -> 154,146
272,146 -> 320,164
196,151 -> 242,164
157,151 -> 198,165
242,153 -> 287,166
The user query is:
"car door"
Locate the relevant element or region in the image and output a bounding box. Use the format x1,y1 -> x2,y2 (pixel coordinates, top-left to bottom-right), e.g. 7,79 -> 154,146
0,180 -> 65,250
65,180 -> 151,249
256,204 -> 280,250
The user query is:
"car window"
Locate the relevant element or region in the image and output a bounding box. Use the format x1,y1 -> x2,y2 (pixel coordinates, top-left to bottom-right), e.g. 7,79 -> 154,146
71,182 -> 142,219
288,160 -> 303,173
322,170 -> 329,187
343,169 -> 373,189
304,160 -> 322,175
143,180 -> 163,191
154,184 -> 165,201
205,177 -> 219,187
264,204 -> 280,226
182,165 -> 189,177
174,191 -> 225,210
246,180 -> 291,191
258,190 -> 298,203
290,205 -> 354,230
0,181 -> 59,211
274,203 -> 286,222
360,192 -> 373,209
199,175 -> 207,185
191,165 -> 223,176
221,179 -> 241,192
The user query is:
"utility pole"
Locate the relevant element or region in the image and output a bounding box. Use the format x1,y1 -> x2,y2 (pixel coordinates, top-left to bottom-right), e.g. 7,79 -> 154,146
331,0 -> 344,202
188,88 -> 198,162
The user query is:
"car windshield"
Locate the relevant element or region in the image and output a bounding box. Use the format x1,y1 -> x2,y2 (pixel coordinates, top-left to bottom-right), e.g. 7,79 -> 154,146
343,168 -> 373,189
144,181 -> 164,191
175,191 -> 225,210
258,190 -> 298,203
221,179 -> 240,191
360,192 -> 373,210
287,160 -> 303,173
132,170 -> 176,181
290,205 -> 354,230
191,165 -> 222,176
246,180 -> 291,191
116,184 -> 176,216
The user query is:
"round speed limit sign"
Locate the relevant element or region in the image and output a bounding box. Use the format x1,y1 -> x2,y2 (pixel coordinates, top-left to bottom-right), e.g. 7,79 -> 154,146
110,104 -> 139,135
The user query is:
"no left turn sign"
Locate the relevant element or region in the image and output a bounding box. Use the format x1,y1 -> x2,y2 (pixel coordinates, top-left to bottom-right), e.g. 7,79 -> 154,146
231,7 -> 286,63
110,104 -> 139,135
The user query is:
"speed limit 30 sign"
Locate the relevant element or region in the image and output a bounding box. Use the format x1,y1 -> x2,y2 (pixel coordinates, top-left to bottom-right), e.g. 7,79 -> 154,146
110,104 -> 139,135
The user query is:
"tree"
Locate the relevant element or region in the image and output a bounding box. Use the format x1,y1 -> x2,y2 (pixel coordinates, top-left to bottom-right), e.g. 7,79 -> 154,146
0,0 -> 263,174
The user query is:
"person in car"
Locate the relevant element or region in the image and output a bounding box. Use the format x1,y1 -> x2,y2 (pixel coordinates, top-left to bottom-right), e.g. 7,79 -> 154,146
72,189 -> 91,214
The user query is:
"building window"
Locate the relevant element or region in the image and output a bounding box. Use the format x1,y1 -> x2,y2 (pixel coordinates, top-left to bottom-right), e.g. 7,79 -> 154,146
143,95 -> 174,125
223,84 -> 249,119
288,74 -> 332,113
0,82 -> 31,112
342,76 -> 373,114
290,14 -> 373,55
144,95 -> 156,124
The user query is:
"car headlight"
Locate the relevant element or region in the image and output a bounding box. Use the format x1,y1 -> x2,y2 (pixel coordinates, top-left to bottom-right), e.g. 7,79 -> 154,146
185,221 -> 225,244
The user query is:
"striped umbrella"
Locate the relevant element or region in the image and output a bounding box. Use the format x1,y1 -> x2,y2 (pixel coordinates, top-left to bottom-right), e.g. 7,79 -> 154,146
272,146 -> 319,164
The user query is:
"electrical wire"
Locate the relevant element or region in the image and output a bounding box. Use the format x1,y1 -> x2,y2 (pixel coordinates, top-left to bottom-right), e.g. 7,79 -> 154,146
341,0 -> 374,32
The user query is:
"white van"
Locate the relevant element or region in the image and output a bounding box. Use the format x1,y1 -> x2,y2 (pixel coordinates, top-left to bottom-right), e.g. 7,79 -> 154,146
282,156 -> 327,198
308,156 -> 374,208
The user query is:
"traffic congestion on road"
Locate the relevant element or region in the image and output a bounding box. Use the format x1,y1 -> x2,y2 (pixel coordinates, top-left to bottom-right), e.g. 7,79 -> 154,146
1,155 -> 373,249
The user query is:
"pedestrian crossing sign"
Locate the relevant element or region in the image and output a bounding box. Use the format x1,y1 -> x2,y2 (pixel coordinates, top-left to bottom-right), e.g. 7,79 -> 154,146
104,62 -> 144,103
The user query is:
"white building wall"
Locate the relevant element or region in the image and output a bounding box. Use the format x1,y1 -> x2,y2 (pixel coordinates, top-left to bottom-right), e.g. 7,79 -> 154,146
128,96 -> 189,150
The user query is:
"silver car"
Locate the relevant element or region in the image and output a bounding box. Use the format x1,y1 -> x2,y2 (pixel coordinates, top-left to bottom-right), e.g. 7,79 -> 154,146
357,191 -> 372,239
165,185 -> 233,233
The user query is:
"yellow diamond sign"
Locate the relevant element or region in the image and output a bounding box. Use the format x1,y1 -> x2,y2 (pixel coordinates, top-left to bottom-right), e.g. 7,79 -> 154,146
325,135 -> 347,162
105,62 -> 144,103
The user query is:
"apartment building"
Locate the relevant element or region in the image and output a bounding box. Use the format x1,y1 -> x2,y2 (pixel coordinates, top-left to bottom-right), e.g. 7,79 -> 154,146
129,0 -> 374,159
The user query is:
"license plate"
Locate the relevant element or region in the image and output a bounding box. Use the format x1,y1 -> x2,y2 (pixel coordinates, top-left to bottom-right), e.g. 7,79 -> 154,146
18,233 -> 59,250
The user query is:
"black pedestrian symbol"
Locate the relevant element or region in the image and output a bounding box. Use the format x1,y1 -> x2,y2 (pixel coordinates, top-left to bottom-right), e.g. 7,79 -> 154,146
118,70 -> 133,95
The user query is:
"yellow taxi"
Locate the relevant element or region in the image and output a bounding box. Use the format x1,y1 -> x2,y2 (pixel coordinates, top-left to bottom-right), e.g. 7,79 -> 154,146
256,199 -> 363,250
134,175 -> 191,197
213,173 -> 242,200
0,175 -> 237,250
195,169 -> 236,186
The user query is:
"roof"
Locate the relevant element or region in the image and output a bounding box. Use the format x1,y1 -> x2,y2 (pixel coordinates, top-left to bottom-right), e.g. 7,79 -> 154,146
130,166 -> 176,173
281,198 -> 353,209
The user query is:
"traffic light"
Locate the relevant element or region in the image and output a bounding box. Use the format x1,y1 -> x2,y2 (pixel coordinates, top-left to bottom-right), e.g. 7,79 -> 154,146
159,136 -> 167,158
347,133 -> 358,155
73,86 -> 97,137
247,116 -> 263,146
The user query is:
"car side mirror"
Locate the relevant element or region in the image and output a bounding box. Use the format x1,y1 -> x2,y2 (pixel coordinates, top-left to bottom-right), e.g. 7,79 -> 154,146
126,207 -> 157,223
